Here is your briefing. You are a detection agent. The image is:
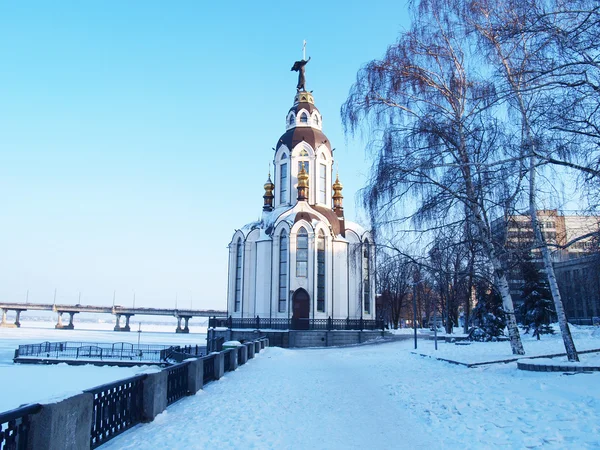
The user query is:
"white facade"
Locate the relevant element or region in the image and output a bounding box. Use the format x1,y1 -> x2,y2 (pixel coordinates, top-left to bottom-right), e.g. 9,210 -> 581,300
226,90 -> 375,325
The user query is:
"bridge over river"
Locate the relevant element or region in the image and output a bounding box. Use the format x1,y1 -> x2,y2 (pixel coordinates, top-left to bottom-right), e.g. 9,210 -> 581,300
0,302 -> 226,333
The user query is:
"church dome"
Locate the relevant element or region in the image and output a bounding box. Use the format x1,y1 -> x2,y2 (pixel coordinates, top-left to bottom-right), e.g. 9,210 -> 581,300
278,91 -> 330,151
276,127 -> 331,153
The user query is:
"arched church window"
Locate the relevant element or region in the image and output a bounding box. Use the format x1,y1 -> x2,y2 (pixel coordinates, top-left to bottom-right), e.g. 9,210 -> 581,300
317,230 -> 325,312
296,227 -> 308,277
289,114 -> 295,125
300,112 -> 308,123
280,162 -> 288,203
363,241 -> 371,314
235,238 -> 243,312
279,231 -> 288,313
314,115 -> 320,126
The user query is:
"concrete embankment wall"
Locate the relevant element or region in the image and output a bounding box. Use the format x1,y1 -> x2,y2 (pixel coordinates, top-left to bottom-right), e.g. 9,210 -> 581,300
213,330 -> 386,348
2,338 -> 269,450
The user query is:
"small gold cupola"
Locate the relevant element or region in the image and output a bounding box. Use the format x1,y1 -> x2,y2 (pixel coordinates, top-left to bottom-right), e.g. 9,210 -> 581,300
297,162 -> 309,201
333,173 -> 344,216
263,170 -> 275,211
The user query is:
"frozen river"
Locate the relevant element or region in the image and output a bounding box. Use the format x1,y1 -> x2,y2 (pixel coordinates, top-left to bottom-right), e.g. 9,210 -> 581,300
0,321 -> 207,411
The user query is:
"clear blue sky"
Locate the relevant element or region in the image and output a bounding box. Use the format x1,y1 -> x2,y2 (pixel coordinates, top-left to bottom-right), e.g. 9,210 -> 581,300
0,1 -> 410,310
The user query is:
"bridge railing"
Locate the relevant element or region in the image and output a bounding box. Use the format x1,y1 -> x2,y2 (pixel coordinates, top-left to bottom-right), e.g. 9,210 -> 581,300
209,316 -> 385,331
0,403 -> 42,450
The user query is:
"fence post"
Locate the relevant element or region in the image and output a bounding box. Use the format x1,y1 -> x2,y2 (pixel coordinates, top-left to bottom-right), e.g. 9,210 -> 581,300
142,371 -> 168,422
228,348 -> 238,371
213,352 -> 225,380
256,315 -> 260,330
28,393 -> 94,450
246,342 -> 255,359
187,358 -> 204,394
238,344 -> 248,365
227,315 -> 232,329
327,316 -> 332,331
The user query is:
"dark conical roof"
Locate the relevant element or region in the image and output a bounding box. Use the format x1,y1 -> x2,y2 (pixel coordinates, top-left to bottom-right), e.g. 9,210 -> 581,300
276,90 -> 331,152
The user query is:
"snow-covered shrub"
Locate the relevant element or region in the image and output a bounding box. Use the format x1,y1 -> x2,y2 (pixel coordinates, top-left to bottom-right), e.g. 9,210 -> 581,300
469,289 -> 506,342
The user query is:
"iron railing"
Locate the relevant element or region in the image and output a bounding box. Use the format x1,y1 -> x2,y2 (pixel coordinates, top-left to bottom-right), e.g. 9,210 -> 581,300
85,374 -> 146,449
209,316 -> 385,331
202,355 -> 215,384
2,340 -> 267,450
568,317 -> 600,326
179,345 -> 205,357
0,403 -> 41,450
16,342 -> 177,363
166,363 -> 189,406
223,350 -> 231,372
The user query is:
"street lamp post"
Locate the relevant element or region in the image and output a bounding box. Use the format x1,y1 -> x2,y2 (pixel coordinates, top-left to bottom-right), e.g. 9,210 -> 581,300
413,281 -> 417,350
433,296 -> 438,351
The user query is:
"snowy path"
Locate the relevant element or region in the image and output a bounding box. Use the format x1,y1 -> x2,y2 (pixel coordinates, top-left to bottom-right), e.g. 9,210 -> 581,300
105,345 -> 434,449
104,341 -> 600,450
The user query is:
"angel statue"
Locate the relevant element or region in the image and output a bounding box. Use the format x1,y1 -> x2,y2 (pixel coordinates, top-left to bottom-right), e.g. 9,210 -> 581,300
291,56 -> 311,91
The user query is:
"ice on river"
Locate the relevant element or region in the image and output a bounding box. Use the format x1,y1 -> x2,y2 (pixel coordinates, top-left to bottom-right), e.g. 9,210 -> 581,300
0,320 -> 207,411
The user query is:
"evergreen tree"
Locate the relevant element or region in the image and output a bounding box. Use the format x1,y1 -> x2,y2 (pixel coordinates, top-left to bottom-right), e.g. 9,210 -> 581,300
469,285 -> 506,342
519,256 -> 555,340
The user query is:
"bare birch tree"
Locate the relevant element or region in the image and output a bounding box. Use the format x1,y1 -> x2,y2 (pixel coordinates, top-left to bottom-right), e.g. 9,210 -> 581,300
465,0 -> 580,361
342,0 -> 525,354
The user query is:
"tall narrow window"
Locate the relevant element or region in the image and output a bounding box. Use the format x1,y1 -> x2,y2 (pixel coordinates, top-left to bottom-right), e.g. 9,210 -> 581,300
280,162 -> 288,203
300,112 -> 308,123
296,227 -> 308,277
234,238 -> 243,312
363,241 -> 371,314
279,231 -> 288,313
317,231 -> 325,312
319,163 -> 326,204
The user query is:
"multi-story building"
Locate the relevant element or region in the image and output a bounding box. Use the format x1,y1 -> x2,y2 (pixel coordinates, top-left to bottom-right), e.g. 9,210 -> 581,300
492,210 -> 599,315
554,255 -> 600,323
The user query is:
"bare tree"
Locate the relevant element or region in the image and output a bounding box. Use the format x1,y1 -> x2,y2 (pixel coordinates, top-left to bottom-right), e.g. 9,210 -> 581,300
466,0 -> 580,361
377,253 -> 414,329
342,0 -> 525,354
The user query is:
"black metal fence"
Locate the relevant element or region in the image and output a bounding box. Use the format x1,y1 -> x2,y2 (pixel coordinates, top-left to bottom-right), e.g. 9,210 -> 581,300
569,317 -> 600,326
3,338 -> 268,449
209,316 -> 385,331
223,350 -> 231,372
166,363 -> 189,406
179,345 -> 205,357
84,374 -> 146,449
15,342 -> 178,363
202,355 -> 215,384
0,403 -> 41,450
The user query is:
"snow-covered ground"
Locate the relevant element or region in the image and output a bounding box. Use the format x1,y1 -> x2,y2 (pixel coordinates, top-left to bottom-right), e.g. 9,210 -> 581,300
103,328 -> 600,450
415,324 -> 600,365
0,321 -> 207,411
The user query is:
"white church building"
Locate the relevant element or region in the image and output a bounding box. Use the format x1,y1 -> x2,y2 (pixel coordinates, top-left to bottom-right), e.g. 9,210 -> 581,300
226,70 -> 376,330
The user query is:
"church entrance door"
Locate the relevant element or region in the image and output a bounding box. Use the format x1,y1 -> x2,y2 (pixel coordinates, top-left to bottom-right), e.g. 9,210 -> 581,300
292,289 -> 310,330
